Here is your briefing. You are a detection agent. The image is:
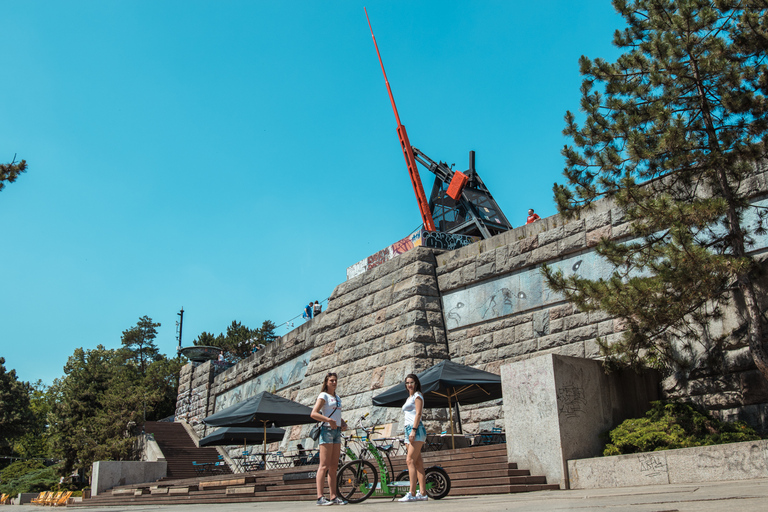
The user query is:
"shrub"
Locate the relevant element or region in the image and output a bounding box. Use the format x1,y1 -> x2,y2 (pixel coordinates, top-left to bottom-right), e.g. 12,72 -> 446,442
0,460 -> 60,496
603,401 -> 761,456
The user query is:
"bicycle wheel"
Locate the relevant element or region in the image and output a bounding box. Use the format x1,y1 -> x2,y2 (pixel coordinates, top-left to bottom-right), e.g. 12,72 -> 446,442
337,459 -> 378,504
425,466 -> 451,499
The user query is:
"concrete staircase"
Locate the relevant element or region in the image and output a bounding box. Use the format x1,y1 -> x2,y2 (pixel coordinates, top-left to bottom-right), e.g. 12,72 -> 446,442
144,421 -> 231,480
77,441 -> 558,507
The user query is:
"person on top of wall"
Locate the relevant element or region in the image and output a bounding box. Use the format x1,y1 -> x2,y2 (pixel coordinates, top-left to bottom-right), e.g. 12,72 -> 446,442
311,372 -> 348,506
303,302 -> 313,320
313,300 -> 322,317
526,208 -> 541,224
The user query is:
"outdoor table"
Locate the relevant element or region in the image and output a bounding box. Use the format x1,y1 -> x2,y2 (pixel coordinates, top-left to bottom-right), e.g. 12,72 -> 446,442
439,434 -> 470,450
193,461 -> 226,474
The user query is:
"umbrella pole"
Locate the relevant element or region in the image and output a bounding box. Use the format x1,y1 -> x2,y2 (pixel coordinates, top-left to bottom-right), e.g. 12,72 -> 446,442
262,421 -> 268,466
448,392 -> 455,450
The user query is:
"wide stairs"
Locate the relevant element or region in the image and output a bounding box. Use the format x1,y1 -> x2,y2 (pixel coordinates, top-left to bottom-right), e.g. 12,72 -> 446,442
77,435 -> 559,506
144,421 -> 231,480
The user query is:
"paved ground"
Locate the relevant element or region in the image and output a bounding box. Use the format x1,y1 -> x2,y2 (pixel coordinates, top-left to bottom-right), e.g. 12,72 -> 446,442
6,479 -> 768,511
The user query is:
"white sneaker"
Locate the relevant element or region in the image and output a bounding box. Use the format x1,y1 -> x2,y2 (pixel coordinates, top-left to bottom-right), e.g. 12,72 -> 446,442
415,492 -> 428,501
398,492 -> 416,502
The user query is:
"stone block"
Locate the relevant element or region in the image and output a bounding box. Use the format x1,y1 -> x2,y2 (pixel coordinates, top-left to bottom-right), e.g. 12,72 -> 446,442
501,354 -> 660,488
538,226 -> 564,246
537,332 -> 569,350
568,440 -> 768,489
612,222 -> 633,239
530,243 -> 560,264
549,318 -> 564,334
569,324 -> 599,342
560,232 -> 586,254
741,370 -> 768,405
564,312 -> 590,330
568,451 -> 670,489
586,225 -> 612,247
502,253 -> 532,273
92,461 -> 167,496
666,440 -> 768,484
515,322 -> 534,342
585,339 -> 602,359
476,261 -> 496,280
610,207 -> 626,225
492,327 -> 515,347
549,304 -> 573,319
472,334 -> 494,352
533,310 -> 550,337
562,219 -> 585,237
585,211 -> 611,231
518,234 -> 538,253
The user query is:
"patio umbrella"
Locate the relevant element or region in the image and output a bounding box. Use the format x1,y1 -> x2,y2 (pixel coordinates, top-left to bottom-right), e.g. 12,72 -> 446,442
203,391 -> 314,461
199,426 -> 285,468
199,426 -> 286,451
371,360 -> 502,448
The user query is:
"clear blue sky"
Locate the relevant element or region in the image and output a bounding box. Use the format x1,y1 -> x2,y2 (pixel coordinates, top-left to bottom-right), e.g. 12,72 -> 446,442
0,0 -> 623,386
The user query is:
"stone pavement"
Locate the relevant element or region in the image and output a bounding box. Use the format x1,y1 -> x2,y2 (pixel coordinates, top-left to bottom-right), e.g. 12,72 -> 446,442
5,478 -> 768,511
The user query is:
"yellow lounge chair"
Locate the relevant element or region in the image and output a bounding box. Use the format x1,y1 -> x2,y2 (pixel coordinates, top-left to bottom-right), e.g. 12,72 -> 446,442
0,493 -> 9,504
44,492 -> 63,506
52,491 -> 72,507
31,491 -> 50,505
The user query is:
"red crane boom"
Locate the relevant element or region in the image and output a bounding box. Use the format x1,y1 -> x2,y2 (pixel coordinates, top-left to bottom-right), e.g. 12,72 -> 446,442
365,8 -> 436,232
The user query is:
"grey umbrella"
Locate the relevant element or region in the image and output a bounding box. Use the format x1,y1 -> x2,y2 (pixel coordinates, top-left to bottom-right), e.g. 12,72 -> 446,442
372,360 -> 502,448
203,391 -> 314,461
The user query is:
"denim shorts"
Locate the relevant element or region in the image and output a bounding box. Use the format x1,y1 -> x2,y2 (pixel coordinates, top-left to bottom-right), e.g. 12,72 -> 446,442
404,423 -> 427,444
319,426 -> 341,445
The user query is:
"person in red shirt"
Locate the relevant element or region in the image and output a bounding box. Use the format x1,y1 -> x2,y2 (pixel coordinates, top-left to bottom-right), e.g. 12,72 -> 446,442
526,209 -> 541,224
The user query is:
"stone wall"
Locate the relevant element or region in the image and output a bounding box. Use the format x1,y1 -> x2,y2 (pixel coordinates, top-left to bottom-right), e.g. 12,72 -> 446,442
176,247 -> 454,444
176,165 -> 768,448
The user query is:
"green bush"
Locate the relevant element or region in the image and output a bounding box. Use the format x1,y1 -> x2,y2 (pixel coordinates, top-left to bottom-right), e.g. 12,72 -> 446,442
0,460 -> 61,496
603,401 -> 761,456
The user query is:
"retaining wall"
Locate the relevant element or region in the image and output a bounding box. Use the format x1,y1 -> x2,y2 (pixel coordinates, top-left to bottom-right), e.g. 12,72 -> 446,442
175,164 -> 768,453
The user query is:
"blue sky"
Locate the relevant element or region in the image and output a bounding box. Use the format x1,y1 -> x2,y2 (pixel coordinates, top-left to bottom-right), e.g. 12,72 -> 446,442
0,0 -> 623,385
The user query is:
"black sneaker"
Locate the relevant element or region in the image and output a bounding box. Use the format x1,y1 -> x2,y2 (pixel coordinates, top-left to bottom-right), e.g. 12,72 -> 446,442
316,497 -> 334,506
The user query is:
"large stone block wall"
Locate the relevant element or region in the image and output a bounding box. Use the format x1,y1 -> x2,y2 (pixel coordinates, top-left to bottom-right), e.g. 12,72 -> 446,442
434,167 -> 768,432
176,164 -> 768,447
176,247 -> 453,444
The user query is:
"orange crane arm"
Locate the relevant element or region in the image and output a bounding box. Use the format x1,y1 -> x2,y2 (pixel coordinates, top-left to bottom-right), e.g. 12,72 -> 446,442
365,8 -> 436,232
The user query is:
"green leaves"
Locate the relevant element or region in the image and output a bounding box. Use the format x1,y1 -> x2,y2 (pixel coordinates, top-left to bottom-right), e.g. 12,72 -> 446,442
47,342 -> 181,476
548,0 -> 768,377
602,400 -> 760,455
0,358 -> 34,454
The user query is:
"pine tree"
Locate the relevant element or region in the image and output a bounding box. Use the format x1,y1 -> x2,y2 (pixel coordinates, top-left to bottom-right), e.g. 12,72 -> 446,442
544,0 -> 768,379
120,316 -> 161,375
0,155 -> 26,193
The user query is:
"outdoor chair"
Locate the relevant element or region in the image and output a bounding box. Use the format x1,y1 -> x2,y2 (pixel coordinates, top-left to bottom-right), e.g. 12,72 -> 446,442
0,493 -> 9,504
52,491 -> 72,507
31,491 -> 50,505
44,491 -> 63,506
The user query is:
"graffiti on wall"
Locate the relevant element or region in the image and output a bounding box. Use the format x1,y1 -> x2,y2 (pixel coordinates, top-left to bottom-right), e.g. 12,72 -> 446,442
346,229 -> 479,280
421,231 -> 478,250
214,351 -> 312,413
442,249 -> 614,329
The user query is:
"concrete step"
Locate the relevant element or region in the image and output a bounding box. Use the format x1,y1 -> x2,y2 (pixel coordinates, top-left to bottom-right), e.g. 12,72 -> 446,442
78,442 -> 558,507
